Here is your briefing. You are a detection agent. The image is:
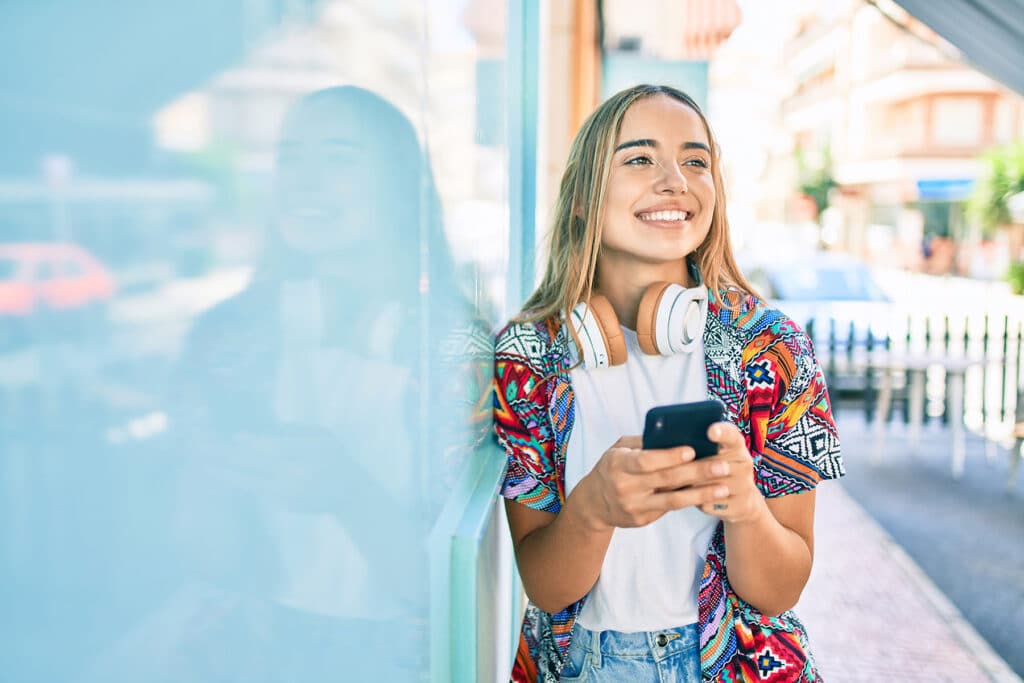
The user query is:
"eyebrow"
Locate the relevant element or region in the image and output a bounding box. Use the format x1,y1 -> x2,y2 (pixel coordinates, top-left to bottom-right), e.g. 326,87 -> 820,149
614,139 -> 710,153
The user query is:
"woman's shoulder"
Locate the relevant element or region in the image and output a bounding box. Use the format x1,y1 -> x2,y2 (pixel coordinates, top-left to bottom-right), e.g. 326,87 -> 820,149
710,288 -> 818,367
712,288 -> 808,341
494,313 -> 561,363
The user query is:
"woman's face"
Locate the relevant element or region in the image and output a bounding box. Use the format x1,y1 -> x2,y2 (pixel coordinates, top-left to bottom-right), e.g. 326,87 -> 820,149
274,97 -> 390,254
598,95 -> 716,271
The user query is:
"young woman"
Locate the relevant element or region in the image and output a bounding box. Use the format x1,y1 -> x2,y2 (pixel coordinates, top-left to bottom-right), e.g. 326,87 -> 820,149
494,84 -> 845,682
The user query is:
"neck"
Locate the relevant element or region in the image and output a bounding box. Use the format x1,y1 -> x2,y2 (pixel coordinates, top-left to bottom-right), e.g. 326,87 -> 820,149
593,255 -> 695,330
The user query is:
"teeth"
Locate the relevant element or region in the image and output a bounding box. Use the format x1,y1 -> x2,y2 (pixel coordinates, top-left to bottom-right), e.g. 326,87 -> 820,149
639,210 -> 689,222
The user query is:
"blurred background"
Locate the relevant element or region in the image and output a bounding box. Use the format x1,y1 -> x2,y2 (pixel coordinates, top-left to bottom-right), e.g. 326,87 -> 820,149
0,0 -> 1022,681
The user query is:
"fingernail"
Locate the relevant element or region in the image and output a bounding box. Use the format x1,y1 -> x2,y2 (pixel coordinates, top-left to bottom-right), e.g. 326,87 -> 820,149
711,462 -> 729,476
681,448 -> 694,461
715,486 -> 729,498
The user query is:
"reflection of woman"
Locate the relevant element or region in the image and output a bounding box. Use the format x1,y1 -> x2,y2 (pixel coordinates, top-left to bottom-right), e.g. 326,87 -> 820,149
494,85 -> 845,682
152,86 -> 479,680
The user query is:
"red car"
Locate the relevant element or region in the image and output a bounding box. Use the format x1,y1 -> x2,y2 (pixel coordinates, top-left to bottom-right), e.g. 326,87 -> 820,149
0,242 -> 116,316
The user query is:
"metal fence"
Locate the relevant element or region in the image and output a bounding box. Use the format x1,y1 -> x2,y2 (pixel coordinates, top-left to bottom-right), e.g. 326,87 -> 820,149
806,312 -> 1024,434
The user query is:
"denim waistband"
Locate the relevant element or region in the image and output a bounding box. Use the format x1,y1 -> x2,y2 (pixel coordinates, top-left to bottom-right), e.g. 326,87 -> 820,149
573,622 -> 699,664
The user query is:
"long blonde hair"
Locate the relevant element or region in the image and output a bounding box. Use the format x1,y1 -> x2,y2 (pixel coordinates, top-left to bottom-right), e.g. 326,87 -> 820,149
518,84 -> 757,331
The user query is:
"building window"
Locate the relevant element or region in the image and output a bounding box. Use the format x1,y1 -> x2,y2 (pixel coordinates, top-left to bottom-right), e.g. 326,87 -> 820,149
930,96 -> 983,147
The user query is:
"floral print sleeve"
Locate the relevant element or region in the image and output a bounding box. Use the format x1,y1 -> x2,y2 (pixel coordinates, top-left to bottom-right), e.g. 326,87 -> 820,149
742,313 -> 845,498
493,320 -> 583,683
494,321 -> 563,513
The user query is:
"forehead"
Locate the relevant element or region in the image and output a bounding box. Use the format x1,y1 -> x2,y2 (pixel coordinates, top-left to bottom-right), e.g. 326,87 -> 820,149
617,95 -> 709,145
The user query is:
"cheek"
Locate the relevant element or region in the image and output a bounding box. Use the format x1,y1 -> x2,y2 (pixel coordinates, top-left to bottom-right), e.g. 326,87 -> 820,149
603,177 -> 633,211
695,175 -> 716,209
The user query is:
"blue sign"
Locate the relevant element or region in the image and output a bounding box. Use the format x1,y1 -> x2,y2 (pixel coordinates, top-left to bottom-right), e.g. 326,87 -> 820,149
916,178 -> 974,201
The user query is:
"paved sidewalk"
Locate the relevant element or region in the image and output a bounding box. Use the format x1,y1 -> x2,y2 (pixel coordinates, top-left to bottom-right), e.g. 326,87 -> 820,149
797,481 -> 1021,682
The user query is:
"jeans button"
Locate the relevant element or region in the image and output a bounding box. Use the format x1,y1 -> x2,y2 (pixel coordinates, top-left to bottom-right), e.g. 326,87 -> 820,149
656,634 -> 668,647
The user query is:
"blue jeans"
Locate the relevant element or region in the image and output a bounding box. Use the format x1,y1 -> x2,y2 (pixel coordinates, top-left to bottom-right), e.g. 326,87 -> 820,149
559,622 -> 701,683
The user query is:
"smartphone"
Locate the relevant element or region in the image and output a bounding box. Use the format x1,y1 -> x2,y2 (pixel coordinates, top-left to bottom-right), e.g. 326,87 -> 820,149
642,400 -> 725,458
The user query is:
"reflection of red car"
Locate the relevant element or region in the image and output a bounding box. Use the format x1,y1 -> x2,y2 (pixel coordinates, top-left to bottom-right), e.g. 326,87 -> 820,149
0,243 -> 116,316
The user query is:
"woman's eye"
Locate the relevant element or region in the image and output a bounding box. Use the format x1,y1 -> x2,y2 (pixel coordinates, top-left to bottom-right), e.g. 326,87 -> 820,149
684,158 -> 709,168
625,155 -> 653,166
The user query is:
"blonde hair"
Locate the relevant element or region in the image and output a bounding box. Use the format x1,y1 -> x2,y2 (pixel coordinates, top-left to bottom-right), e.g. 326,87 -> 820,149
518,84 -> 757,332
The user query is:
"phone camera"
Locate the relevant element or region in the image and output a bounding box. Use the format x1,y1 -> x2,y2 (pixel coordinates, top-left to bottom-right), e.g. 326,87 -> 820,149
655,418 -> 664,430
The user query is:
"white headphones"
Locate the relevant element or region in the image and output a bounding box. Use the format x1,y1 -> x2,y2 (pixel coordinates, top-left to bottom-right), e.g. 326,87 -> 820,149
568,261 -> 708,369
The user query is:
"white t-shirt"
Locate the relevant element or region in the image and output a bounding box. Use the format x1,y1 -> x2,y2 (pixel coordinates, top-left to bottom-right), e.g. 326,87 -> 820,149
564,326 -> 718,632
271,281 -> 411,619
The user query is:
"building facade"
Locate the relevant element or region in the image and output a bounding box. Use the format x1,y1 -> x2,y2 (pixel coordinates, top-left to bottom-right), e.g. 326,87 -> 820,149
765,0 -> 1024,273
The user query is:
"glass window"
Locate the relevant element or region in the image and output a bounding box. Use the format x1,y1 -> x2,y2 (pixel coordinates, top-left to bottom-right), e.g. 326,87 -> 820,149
0,1 -> 522,680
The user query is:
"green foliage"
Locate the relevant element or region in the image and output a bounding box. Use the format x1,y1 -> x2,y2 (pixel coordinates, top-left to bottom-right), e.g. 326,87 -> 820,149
796,146 -> 837,220
1007,261 -> 1024,296
968,140 -> 1024,238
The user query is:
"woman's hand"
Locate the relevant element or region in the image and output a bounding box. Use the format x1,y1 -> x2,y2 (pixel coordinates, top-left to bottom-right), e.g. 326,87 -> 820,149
574,435 -> 733,531
695,422 -> 769,525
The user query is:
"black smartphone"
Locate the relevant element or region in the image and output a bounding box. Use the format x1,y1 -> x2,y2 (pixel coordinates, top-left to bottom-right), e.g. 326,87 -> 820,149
642,400 -> 725,458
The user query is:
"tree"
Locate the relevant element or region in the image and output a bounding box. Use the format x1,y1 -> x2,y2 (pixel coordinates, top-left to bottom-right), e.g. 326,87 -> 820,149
796,146 -> 837,221
967,139 -> 1024,240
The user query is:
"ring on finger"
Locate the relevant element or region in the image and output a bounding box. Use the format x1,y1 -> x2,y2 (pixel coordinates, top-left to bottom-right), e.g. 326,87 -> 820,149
712,503 -> 728,511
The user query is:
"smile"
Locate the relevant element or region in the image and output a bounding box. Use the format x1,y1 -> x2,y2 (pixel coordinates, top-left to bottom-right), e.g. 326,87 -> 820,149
637,210 -> 693,222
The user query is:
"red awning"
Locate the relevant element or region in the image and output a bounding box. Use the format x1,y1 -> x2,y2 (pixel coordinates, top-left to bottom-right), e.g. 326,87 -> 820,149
680,0 -> 743,60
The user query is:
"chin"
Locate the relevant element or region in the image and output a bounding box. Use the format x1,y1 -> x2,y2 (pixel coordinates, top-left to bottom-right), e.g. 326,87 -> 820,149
634,250 -> 692,266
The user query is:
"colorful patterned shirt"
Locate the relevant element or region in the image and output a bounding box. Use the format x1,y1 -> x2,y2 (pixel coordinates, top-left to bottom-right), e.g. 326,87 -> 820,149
494,289 -> 845,682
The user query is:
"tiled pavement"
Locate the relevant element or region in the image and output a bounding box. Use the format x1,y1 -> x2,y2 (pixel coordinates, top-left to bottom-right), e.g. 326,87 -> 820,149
798,480 -> 1021,682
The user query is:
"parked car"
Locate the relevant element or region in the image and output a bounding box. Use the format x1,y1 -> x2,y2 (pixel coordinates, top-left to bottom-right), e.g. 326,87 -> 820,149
0,242 -> 116,347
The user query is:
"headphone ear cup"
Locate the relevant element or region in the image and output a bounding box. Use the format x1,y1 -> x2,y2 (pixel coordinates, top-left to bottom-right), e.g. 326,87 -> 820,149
637,282 -> 707,355
587,296 -> 627,366
636,282 -> 671,355
569,296 -> 627,368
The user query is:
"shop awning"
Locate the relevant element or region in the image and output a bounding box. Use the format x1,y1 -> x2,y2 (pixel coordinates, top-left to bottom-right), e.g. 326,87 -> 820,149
679,0 -> 743,60
893,0 -> 1024,95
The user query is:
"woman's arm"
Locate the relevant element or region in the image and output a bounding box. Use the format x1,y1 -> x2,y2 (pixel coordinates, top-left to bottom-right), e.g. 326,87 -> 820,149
723,491 -> 815,616
697,422 -> 816,616
506,437 -> 731,614
504,490 -> 612,615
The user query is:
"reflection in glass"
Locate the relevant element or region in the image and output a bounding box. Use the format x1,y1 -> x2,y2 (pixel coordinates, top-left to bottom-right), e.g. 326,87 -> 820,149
141,87 -> 485,681
1,82 -> 492,682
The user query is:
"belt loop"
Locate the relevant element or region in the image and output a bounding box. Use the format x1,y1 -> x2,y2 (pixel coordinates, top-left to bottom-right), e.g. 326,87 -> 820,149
589,628 -> 602,668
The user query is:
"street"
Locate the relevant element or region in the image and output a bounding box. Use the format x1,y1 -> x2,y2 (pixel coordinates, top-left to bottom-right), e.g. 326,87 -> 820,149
835,412 -> 1024,677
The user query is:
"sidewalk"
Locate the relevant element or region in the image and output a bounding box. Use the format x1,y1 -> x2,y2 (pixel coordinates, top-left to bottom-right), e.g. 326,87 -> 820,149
798,480 -> 1021,682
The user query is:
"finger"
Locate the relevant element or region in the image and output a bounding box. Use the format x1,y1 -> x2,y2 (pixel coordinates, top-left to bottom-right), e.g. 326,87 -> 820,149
648,456 -> 731,491
654,481 -> 730,511
626,445 -> 696,474
613,435 -> 643,450
707,421 -> 745,450
701,500 -> 732,516
700,493 -> 739,517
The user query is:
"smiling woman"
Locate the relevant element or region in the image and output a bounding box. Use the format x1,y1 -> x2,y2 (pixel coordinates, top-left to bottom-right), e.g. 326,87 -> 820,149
494,84 -> 846,682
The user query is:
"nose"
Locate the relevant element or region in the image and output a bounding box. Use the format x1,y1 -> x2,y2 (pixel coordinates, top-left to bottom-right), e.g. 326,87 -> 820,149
655,161 -> 687,194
